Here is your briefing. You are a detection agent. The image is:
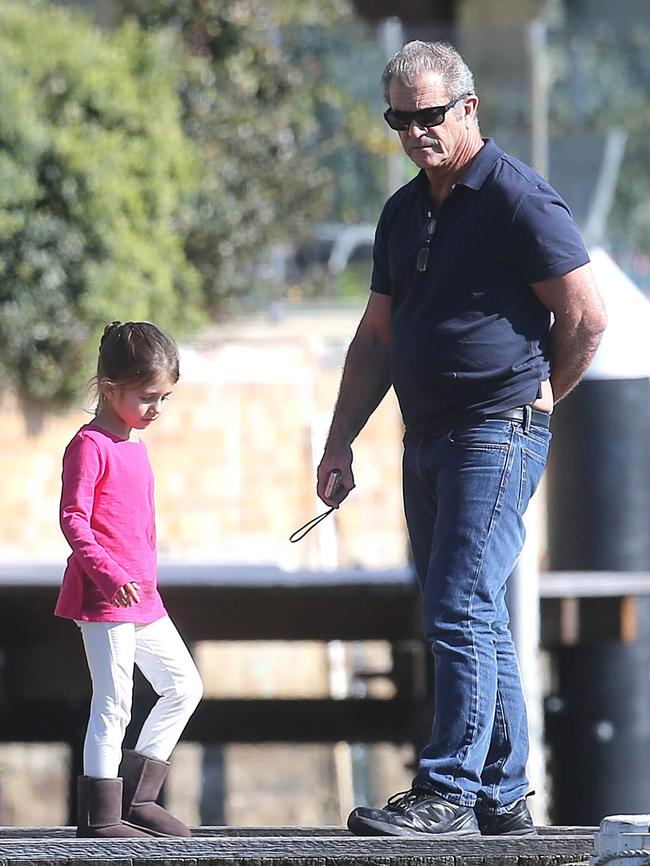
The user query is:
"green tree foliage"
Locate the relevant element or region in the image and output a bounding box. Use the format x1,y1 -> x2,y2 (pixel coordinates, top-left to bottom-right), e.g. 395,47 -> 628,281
115,0 -> 388,314
0,1 -> 202,408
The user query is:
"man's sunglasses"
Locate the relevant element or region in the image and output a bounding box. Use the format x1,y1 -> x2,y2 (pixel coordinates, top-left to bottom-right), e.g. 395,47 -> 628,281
383,92 -> 472,132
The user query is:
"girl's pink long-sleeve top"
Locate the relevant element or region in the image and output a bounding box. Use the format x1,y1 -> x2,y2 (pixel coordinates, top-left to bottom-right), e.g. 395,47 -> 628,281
56,423 -> 167,623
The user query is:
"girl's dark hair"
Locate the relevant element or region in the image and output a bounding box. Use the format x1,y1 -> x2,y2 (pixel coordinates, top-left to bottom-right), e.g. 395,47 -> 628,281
96,321 -> 180,387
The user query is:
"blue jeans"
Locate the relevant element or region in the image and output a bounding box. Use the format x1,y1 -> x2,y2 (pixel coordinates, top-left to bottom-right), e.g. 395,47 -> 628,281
402,417 -> 551,811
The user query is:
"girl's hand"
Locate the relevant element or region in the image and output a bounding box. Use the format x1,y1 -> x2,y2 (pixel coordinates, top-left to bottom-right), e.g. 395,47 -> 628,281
112,582 -> 140,607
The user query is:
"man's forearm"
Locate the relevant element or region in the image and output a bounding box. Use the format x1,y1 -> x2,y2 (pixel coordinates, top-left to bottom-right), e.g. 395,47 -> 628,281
549,316 -> 605,402
531,263 -> 607,404
326,329 -> 392,449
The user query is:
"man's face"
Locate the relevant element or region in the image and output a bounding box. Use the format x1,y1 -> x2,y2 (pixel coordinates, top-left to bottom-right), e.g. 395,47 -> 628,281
387,71 -> 474,171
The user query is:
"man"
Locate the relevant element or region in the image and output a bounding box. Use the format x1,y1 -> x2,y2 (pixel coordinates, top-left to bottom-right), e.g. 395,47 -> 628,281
317,41 -> 606,837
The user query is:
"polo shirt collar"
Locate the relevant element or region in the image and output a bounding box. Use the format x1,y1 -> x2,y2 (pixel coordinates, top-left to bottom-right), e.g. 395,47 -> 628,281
457,138 -> 503,189
415,137 -> 503,194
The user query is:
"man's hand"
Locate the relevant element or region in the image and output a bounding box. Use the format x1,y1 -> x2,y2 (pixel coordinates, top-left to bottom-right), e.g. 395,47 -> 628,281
112,582 -> 140,607
317,444 -> 354,508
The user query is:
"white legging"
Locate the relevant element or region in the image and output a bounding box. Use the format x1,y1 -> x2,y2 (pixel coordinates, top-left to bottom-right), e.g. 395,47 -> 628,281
77,616 -> 203,778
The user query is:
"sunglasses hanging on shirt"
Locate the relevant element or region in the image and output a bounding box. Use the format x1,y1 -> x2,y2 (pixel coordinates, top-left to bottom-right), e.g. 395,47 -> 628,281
417,214 -> 437,273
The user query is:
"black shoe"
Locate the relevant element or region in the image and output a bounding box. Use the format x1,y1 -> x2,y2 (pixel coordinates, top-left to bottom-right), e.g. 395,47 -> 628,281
475,798 -> 536,836
347,788 -> 480,837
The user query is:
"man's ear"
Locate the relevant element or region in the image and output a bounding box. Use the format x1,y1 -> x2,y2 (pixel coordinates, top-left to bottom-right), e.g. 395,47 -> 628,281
464,94 -> 479,124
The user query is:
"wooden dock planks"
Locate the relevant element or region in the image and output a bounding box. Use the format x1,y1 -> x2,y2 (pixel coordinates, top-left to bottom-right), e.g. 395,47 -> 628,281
0,826 -> 595,865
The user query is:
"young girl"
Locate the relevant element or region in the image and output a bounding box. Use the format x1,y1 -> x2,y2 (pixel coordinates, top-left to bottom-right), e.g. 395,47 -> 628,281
56,321 -> 203,838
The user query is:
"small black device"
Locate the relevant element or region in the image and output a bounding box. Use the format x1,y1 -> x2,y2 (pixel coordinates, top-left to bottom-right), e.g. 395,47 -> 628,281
289,469 -> 343,543
324,469 -> 342,499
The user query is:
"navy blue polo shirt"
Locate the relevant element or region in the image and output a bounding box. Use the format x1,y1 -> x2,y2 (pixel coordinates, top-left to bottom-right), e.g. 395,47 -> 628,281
371,138 -> 590,438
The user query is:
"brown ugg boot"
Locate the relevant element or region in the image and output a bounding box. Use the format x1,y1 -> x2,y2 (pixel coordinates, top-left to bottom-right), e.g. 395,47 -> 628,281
120,749 -> 190,837
76,775 -> 152,838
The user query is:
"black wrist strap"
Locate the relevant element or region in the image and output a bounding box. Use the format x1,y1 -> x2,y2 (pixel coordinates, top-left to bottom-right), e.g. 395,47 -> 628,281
289,507 -> 335,542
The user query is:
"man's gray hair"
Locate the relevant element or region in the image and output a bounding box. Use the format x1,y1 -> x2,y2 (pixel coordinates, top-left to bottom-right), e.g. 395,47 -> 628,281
382,40 -> 475,103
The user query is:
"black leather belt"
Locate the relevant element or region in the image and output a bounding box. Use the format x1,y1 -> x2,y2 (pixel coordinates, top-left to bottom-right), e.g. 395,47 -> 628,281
485,407 -> 551,429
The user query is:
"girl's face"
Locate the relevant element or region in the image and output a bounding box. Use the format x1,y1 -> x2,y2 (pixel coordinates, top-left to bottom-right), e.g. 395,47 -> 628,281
99,372 -> 176,437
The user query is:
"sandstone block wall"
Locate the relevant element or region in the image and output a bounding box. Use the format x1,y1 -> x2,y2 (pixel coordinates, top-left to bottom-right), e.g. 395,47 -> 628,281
0,308 -> 408,572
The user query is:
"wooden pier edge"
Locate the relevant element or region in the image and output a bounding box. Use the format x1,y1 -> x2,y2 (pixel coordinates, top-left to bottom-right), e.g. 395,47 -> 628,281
0,825 -> 596,866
